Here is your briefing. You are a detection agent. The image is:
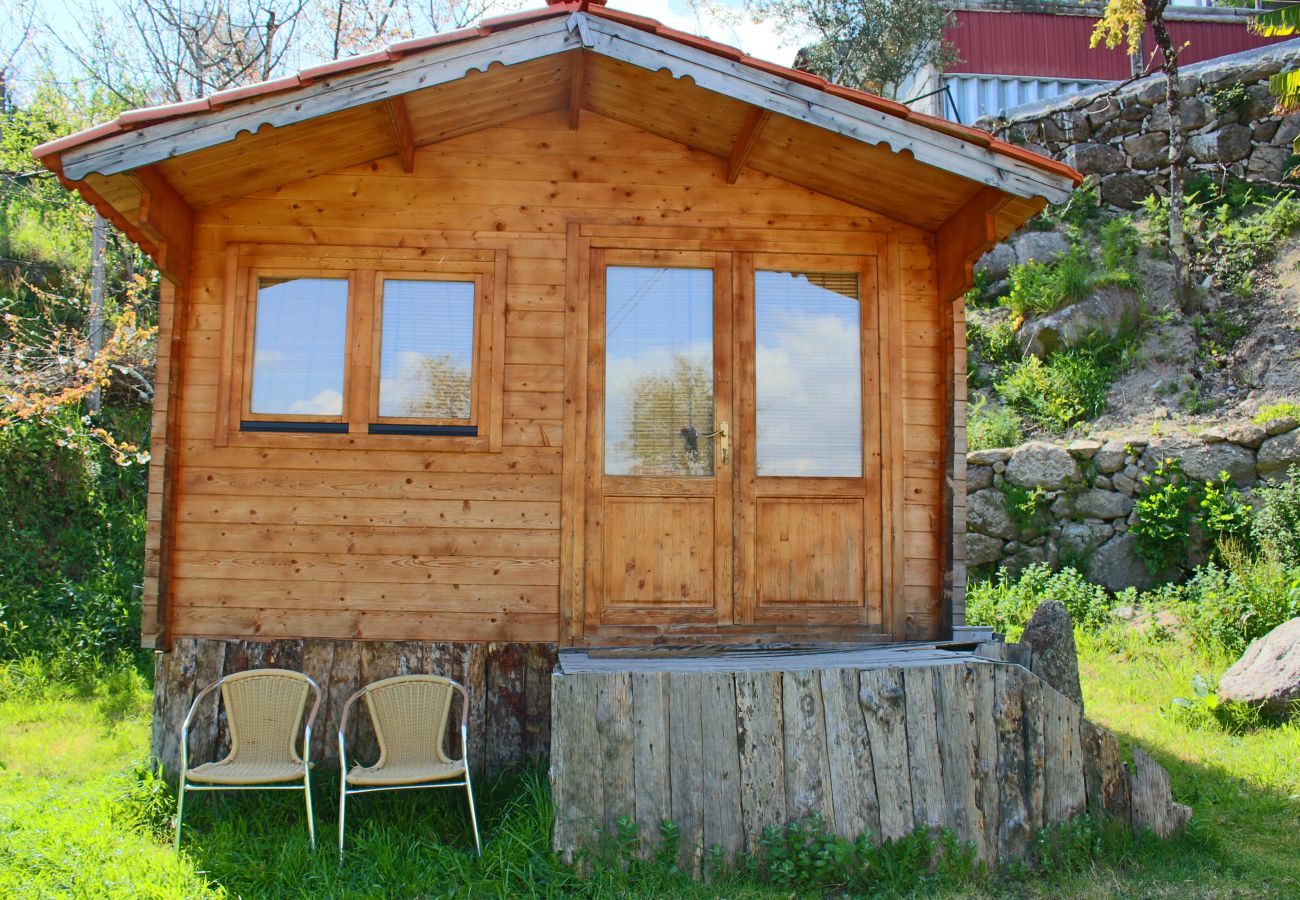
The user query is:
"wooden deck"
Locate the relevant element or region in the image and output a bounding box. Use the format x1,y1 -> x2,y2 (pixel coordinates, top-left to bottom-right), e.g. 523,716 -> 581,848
557,642 -> 981,674
550,641 -> 1189,872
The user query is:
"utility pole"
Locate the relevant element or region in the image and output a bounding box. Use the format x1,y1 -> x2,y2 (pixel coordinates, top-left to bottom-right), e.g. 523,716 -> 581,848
88,214 -> 108,414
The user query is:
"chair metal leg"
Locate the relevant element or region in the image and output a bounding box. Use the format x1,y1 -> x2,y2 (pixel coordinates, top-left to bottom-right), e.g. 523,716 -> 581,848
463,769 -> 482,857
338,783 -> 348,860
303,767 -> 316,852
174,781 -> 186,853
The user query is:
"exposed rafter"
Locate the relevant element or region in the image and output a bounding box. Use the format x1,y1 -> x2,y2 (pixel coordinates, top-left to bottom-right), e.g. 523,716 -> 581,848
725,107 -> 770,184
935,186 -> 1011,304
568,50 -> 587,130
384,96 -> 417,172
125,165 -> 194,286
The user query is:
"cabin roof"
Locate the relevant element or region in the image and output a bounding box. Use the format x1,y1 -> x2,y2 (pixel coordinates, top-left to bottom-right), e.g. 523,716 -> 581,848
33,0 -> 1080,260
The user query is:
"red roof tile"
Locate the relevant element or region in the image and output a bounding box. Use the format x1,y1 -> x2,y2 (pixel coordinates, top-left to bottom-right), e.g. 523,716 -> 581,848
32,2 -> 1081,190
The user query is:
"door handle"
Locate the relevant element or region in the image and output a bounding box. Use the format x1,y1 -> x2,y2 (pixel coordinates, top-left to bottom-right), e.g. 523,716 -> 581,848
702,421 -> 729,466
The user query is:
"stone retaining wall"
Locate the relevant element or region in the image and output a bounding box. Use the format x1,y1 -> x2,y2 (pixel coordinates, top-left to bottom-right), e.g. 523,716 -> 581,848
975,40 -> 1300,208
966,418 -> 1300,590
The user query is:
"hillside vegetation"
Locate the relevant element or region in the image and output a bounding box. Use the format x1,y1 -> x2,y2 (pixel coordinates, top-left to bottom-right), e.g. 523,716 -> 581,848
968,178 -> 1300,451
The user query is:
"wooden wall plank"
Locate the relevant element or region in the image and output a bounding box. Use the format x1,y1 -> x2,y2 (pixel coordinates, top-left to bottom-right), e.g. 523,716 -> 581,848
820,668 -> 880,841
596,673 -> 634,832
858,667 -> 913,841
734,670 -> 786,853
669,672 -> 706,875
782,670 -> 834,826
700,673 -> 744,863
903,666 -> 946,831
631,671 -> 671,859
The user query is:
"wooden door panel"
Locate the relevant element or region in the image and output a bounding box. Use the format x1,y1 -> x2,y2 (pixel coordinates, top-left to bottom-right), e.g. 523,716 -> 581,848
755,498 -> 864,607
601,497 -> 715,607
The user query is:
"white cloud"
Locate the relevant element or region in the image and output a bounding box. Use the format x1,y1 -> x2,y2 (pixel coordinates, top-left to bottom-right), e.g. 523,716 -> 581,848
288,388 -> 344,415
755,309 -> 862,476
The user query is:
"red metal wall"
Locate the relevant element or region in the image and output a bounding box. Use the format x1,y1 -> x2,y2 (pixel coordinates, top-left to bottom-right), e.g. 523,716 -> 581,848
946,10 -> 1288,80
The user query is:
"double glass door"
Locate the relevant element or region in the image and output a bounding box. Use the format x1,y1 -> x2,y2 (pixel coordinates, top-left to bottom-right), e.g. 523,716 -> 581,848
584,248 -> 882,634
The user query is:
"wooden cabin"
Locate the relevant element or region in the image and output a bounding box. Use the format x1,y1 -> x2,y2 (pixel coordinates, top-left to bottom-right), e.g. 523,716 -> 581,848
36,0 -> 1079,772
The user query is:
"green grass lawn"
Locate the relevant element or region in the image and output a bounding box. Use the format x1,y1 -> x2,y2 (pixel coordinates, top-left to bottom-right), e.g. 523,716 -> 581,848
1,639 -> 1297,898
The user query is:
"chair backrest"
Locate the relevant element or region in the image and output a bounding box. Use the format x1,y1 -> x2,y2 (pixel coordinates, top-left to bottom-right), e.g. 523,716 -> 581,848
218,669 -> 316,767
362,675 -> 465,768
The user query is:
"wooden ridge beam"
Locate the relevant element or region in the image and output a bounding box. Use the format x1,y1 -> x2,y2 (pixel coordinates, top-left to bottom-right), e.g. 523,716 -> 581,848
384,96 -> 416,172
125,165 -> 194,287
725,107 -> 770,184
568,50 -> 587,130
935,186 -> 1011,304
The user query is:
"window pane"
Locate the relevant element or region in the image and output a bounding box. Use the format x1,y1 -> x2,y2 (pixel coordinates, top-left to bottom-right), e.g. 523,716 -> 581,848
250,277 -> 348,416
378,280 -> 476,420
604,267 -> 714,477
755,270 -> 862,477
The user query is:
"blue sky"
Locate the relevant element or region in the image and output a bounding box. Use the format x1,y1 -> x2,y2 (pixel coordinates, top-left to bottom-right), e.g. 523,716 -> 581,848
22,0 -> 800,88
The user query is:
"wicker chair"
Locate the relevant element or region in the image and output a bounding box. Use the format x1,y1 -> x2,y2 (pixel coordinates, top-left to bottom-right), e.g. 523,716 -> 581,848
337,674 -> 481,858
175,669 -> 321,851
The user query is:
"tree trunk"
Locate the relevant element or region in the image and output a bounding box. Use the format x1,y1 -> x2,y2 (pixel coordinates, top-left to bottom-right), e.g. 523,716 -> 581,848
87,214 -> 108,414
1151,10 -> 1189,303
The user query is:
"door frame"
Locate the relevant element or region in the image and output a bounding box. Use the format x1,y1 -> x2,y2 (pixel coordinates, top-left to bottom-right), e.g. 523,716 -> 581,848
733,251 -> 883,629
560,226 -> 904,646
581,247 -> 735,631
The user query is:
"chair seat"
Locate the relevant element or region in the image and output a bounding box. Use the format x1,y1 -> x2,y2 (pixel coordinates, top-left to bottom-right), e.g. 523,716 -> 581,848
186,758 -> 306,785
345,759 -> 466,787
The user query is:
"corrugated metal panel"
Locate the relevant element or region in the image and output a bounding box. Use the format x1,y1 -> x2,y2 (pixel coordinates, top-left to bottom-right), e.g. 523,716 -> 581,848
946,10 -> 1287,81
943,74 -> 1106,125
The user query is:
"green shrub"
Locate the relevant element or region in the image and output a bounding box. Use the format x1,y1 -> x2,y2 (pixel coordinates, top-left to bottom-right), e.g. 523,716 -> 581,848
1131,459 -> 1196,576
1169,554 -> 1300,655
1002,482 -> 1051,539
1146,183 -> 1300,294
968,396 -> 1024,451
0,414 -> 148,679
996,347 -> 1115,432
1001,247 -> 1097,318
756,816 -> 974,896
1099,216 -> 1140,274
1252,467 -> 1300,567
1199,472 -> 1254,560
1253,401 -> 1300,427
967,564 -> 1115,638
966,314 -> 1019,382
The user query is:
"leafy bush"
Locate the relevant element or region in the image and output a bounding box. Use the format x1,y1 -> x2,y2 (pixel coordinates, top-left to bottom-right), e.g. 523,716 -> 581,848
1001,247 -> 1097,318
1169,554 -> 1300,655
1132,459 -> 1197,575
1252,467 -> 1300,567
1199,473 -> 1255,560
1098,216 -> 1141,275
967,564 -> 1115,638
996,347 -> 1116,432
0,414 -> 148,679
1002,482 -> 1051,539
968,396 -> 1024,451
1254,401 -> 1300,427
756,816 -> 974,895
966,314 -> 1019,384
1145,183 -> 1300,295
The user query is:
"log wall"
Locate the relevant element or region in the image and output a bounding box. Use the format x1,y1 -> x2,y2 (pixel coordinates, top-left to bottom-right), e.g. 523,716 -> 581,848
144,108 -> 952,648
550,657 -> 1189,872
152,638 -> 557,780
